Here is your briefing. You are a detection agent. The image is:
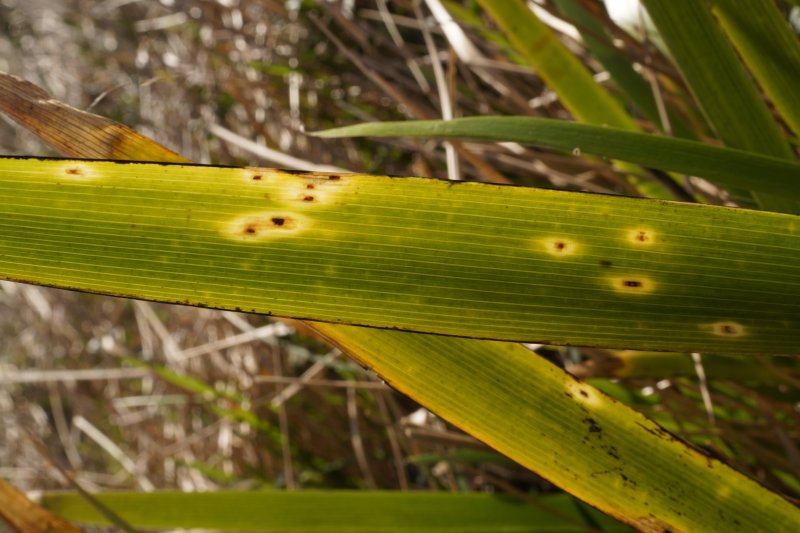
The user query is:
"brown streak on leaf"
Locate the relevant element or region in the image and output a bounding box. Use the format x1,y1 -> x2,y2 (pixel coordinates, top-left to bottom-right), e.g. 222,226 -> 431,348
0,478 -> 88,533
0,72 -> 186,162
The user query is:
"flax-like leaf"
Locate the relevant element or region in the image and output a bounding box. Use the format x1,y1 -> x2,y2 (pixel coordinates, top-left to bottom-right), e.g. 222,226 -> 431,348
316,117 -> 800,201
315,324 -> 800,532
2,156 -> 799,354
475,0 -> 637,130
641,0 -> 793,159
711,0 -> 800,137
42,490 -> 623,532
551,0 -> 694,139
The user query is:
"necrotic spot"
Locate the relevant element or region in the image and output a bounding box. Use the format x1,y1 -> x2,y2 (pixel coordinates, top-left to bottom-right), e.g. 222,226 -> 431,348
599,260 -> 613,267
627,229 -> 656,245
221,212 -> 307,242
59,163 -> 95,180
706,321 -> 747,338
609,276 -> 656,294
303,195 -> 315,202
541,237 -> 579,257
252,174 -> 262,181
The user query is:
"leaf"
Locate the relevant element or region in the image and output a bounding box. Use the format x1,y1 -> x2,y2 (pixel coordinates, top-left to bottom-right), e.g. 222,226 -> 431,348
475,0 -> 637,130
315,324 -> 800,532
640,0 -> 793,159
551,0 -> 694,139
641,0 -> 798,213
711,0 -> 800,137
0,478 -> 88,533
474,0 -> 678,200
570,350 -> 797,382
0,73 -> 184,163
315,116 -> 800,200
42,489 -> 624,532
2,156 -> 799,354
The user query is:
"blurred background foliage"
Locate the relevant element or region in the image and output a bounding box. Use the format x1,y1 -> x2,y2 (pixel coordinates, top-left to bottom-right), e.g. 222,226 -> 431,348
0,0 -> 798,529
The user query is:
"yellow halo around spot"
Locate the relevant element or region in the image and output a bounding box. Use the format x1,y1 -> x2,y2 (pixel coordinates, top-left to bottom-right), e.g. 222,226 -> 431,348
608,276 -> 656,294
58,161 -> 98,180
626,228 -> 656,245
541,237 -> 580,257
221,212 -> 309,242
703,321 -> 747,338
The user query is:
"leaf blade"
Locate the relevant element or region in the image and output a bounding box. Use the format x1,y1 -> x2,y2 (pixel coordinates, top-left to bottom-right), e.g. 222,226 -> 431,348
711,0 -> 800,137
2,156 -> 800,354
42,490 -> 622,532
316,116 -> 800,199
316,324 -> 800,532
640,0 -> 793,159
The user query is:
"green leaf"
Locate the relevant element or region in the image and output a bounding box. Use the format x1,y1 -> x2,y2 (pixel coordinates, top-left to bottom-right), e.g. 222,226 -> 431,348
551,0 -> 694,139
641,0 -> 793,159
475,0 -> 684,199
315,117 -> 800,199
315,324 -> 800,532
642,0 -> 799,216
641,0 -> 797,212
42,490 -> 625,532
711,0 -> 800,137
2,157 -> 800,354
571,350 -> 797,382
475,0 -> 637,130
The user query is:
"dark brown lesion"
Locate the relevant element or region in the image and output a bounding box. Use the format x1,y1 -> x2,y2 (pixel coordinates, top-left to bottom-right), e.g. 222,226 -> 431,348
610,276 -> 654,294
712,321 -> 745,337
271,217 -> 286,226
65,167 -> 82,176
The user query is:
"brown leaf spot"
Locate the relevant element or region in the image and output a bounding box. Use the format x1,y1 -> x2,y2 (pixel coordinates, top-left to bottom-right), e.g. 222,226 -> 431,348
706,321 -> 747,338
609,276 -> 656,294
541,237 -> 580,257
627,228 -> 656,246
